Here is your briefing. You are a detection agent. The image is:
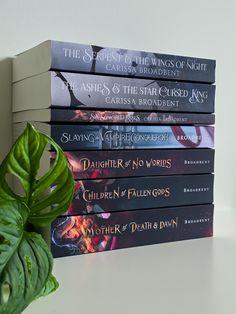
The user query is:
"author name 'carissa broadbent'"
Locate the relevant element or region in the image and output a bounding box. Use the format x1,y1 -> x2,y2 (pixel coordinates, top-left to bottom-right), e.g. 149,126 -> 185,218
13,70 -> 216,113
59,77 -> 210,106
47,71 -> 215,112
13,41 -> 216,84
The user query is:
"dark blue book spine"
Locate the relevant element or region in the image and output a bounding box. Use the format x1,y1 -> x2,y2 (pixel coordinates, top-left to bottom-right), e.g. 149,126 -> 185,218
65,174 -> 214,215
51,41 -> 216,83
50,124 -> 214,150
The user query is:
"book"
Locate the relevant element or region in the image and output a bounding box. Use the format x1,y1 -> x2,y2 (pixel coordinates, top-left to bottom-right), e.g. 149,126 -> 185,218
13,71 -> 215,113
51,204 -> 214,257
13,109 -> 215,125
13,123 -> 215,151
15,148 -> 213,184
50,148 -> 215,179
66,174 -> 214,215
13,40 -> 216,83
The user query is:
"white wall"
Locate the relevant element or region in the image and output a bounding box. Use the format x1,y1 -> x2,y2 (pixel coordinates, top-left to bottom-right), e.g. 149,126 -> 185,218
0,0 -> 235,210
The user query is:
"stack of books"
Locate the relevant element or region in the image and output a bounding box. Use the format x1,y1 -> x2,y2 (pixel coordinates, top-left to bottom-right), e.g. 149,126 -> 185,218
12,41 -> 215,257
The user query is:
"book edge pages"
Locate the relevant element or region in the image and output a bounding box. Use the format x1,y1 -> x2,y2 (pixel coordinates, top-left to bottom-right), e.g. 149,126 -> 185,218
12,40 -> 52,82
13,109 -> 51,122
13,72 -> 51,112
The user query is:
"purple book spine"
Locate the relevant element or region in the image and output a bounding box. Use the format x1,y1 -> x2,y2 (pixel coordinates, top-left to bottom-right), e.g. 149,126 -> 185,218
50,148 -> 215,179
51,109 -> 215,124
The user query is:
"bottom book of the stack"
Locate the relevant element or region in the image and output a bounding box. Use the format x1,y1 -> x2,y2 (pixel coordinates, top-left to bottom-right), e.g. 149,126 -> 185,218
51,204 -> 214,257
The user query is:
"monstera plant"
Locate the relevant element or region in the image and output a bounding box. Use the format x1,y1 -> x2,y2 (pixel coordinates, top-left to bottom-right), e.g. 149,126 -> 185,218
0,123 -> 74,314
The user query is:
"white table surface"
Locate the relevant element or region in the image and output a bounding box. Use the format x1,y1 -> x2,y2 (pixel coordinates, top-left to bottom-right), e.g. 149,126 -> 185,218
23,209 -> 236,314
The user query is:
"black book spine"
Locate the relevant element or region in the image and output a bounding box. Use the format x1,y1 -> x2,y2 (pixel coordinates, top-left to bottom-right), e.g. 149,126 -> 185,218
66,174 -> 214,215
51,109 -> 215,125
51,204 -> 214,257
51,41 -> 215,83
50,149 -> 215,179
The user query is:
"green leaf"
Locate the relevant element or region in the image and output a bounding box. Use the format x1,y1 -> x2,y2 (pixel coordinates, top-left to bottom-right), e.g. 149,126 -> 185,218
0,123 -> 74,313
36,274 -> 59,299
0,123 -> 74,226
0,199 -> 54,314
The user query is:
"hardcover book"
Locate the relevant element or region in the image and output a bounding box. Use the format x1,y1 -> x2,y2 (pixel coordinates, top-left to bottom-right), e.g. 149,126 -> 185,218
13,123 -> 215,151
13,109 -> 215,125
65,174 -> 214,215
12,71 -> 215,113
50,148 -> 215,179
51,204 -> 214,257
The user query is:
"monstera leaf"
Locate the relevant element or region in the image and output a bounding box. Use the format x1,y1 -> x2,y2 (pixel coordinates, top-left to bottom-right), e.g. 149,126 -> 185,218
0,123 -> 74,314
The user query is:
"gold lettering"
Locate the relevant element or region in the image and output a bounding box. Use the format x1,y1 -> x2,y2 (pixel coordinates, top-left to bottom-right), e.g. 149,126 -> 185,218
159,218 -> 178,229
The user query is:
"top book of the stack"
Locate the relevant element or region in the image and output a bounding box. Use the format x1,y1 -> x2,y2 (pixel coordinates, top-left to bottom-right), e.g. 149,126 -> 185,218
13,40 -> 216,83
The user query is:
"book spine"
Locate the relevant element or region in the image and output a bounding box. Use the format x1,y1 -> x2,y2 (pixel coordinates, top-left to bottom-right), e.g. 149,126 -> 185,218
51,204 -> 214,257
51,109 -> 215,125
65,174 -> 214,215
51,41 -> 216,83
50,149 -> 215,179
50,125 -> 214,150
52,71 -> 215,113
